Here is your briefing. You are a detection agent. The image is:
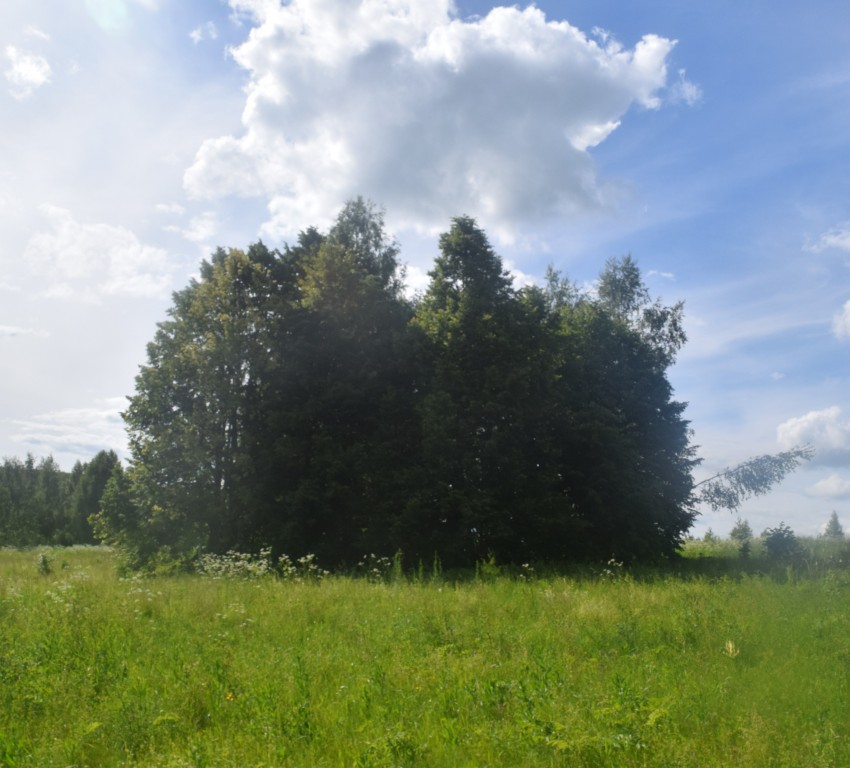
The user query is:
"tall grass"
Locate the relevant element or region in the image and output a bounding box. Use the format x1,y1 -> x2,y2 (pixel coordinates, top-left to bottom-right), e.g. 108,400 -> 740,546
2,546 -> 850,766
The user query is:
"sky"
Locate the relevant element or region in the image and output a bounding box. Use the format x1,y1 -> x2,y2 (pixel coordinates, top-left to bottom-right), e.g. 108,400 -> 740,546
3,0 -> 850,538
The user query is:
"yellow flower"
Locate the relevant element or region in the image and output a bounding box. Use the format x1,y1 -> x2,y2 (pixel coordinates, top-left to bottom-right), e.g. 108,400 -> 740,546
722,640 -> 740,658
226,691 -> 236,702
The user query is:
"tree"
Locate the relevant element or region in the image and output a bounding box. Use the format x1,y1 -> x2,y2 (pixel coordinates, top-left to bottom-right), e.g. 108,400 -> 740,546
107,202 -> 810,569
730,517 -> 753,544
265,204 -> 416,564
116,200 -> 415,565
552,298 -> 697,560
409,216 -> 537,563
730,516 -> 753,557
122,241 -> 294,559
597,255 -> 687,369
762,522 -> 801,560
62,450 -> 121,545
823,511 -> 845,540
694,447 -> 813,513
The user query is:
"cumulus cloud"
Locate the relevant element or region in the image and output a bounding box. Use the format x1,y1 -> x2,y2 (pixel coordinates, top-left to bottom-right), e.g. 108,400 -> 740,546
808,474 -> 850,500
833,300 -> 850,340
777,406 -> 850,466
23,205 -> 172,299
4,45 -> 51,100
185,0 -> 686,240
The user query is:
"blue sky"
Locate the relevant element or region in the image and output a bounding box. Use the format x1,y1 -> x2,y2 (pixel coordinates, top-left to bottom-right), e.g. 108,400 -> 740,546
2,0 -> 850,538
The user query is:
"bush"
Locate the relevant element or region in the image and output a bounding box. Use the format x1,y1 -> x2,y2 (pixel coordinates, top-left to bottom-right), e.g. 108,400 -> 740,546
762,523 -> 801,560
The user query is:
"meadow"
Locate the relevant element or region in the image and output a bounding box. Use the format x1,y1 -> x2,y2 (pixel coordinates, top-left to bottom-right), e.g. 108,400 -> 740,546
2,546 -> 850,767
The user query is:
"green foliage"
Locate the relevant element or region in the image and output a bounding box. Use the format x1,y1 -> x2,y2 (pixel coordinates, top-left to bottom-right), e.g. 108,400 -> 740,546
729,517 -> 753,544
729,517 -> 754,557
762,522 -> 802,560
5,548 -> 850,767
0,451 -> 117,547
823,510 -> 845,540
695,447 -> 813,512
104,201 -> 791,569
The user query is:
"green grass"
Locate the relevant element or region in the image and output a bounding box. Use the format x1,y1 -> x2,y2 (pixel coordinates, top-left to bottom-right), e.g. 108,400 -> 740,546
3,547 -> 850,766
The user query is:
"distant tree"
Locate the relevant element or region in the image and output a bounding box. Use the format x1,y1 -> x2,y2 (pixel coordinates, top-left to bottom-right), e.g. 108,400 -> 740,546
60,450 -> 121,545
762,522 -> 801,560
730,517 -> 753,544
0,454 -> 77,546
823,511 -> 845,540
729,516 -> 753,557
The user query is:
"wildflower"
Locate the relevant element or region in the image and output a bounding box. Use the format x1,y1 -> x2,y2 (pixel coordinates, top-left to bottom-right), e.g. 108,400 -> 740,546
722,640 -> 740,658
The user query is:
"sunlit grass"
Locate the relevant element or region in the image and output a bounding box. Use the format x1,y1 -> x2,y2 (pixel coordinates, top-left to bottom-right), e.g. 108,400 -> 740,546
2,547 -> 850,766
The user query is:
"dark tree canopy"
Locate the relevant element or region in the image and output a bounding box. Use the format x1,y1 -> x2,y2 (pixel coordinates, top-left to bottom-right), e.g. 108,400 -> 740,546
95,201 -> 798,569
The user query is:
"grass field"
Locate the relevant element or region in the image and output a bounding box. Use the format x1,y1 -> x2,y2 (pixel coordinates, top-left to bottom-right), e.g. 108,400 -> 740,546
3,546 -> 850,767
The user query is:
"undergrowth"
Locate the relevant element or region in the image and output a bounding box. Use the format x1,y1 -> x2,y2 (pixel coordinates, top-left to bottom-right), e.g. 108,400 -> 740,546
1,546 -> 850,766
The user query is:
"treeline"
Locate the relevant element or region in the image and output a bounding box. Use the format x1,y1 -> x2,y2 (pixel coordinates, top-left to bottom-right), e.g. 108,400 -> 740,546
0,451 -> 119,547
93,199 -> 699,569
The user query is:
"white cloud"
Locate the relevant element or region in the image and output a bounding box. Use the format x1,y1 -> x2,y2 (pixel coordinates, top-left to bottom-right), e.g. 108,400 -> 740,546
808,474 -> 850,500
771,371 -> 785,381
10,397 -> 128,463
23,205 -> 172,299
185,0 -> 682,241
809,224 -> 850,253
4,45 -> 51,100
181,211 -> 219,243
833,300 -> 850,340
25,26 -> 51,42
156,201 -> 186,216
669,68 -> 702,106
190,21 -> 218,44
777,406 -> 850,466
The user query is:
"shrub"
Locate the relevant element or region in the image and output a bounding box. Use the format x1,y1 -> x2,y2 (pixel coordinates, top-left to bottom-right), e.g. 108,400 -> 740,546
762,523 -> 801,560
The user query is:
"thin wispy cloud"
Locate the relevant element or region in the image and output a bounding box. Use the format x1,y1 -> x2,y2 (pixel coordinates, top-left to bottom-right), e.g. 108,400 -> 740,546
190,21 -> 218,45
833,300 -> 850,341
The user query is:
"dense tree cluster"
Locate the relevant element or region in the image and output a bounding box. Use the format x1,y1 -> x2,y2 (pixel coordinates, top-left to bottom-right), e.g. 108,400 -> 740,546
95,199 -> 700,568
0,451 -> 120,547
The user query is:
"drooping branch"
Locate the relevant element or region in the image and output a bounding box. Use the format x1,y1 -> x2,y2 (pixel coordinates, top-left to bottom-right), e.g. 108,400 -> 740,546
694,445 -> 814,512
